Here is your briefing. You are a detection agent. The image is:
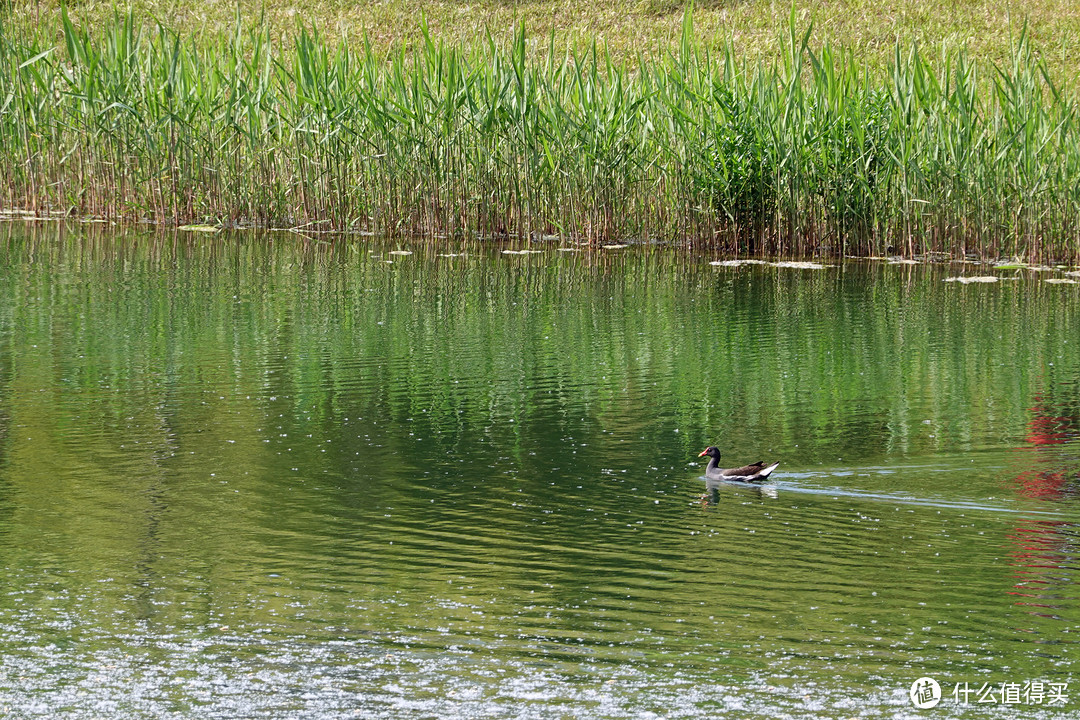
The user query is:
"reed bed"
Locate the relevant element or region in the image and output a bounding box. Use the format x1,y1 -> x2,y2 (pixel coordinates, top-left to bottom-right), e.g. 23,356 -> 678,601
2,10 -> 1079,259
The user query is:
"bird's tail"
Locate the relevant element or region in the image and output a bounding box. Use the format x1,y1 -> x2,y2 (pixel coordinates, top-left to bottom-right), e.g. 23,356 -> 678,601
759,461 -> 780,477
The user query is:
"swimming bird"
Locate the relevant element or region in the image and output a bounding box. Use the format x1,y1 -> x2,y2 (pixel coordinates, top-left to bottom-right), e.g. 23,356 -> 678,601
697,446 -> 779,482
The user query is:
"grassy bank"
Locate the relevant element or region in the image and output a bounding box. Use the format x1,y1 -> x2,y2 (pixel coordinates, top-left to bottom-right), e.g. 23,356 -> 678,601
2,10 -> 1079,258
12,1 -> 1080,89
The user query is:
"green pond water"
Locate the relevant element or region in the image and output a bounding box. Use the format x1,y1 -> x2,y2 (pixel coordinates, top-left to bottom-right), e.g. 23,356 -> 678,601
0,224 -> 1078,719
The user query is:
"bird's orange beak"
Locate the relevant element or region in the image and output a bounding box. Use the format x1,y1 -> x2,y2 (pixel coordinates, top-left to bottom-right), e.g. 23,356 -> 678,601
698,449 -> 708,457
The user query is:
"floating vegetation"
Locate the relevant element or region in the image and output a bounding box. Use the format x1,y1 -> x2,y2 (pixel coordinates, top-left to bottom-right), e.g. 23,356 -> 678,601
771,261 -> 833,269
176,224 -> 219,233
945,276 -> 1001,283
711,259 -> 831,269
388,250 -> 413,256
2,11 -> 1079,258
1044,278 -> 1079,284
993,262 -> 1057,271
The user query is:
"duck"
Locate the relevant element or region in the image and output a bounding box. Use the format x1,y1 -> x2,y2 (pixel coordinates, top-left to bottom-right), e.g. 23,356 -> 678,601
697,446 -> 779,482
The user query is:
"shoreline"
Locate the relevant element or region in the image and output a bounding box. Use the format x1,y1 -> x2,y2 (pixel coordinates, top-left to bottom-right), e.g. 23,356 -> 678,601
4,213 -> 1080,272
3,13 -> 1079,261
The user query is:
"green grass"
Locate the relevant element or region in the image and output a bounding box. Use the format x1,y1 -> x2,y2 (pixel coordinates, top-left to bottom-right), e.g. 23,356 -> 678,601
12,1 -> 1080,89
1,8 -> 1079,259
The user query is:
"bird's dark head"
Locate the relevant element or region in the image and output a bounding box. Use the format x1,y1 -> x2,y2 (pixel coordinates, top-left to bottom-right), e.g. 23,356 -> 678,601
698,446 -> 721,458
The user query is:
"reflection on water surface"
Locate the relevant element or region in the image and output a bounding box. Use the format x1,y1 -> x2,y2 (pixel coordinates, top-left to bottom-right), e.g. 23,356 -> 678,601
0,225 -> 1077,718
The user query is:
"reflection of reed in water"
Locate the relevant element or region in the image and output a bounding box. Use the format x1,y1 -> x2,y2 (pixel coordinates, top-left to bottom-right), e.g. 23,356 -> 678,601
5,223 -> 1080,495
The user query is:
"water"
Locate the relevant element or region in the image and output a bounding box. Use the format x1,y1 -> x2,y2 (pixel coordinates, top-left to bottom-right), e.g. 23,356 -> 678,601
0,224 -> 1077,718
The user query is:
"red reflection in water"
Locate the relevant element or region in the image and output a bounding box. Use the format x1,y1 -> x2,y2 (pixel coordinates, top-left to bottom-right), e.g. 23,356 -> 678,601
1006,519 -> 1072,615
1005,393 -> 1078,616
1014,393 -> 1077,500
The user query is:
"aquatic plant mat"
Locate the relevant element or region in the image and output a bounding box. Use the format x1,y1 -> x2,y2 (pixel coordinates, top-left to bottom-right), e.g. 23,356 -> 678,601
2,10 -> 1079,259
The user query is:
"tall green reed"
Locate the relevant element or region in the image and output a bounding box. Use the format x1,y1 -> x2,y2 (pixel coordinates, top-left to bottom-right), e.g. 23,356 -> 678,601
1,10 -> 1077,259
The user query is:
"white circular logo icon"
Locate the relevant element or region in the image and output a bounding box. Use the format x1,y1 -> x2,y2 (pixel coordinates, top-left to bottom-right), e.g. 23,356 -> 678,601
910,677 -> 942,709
